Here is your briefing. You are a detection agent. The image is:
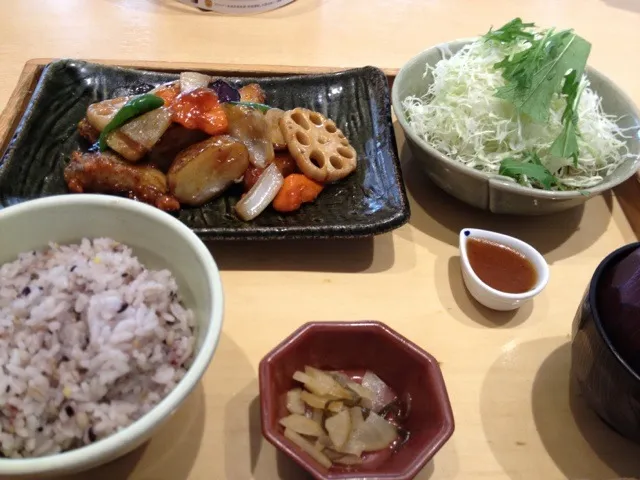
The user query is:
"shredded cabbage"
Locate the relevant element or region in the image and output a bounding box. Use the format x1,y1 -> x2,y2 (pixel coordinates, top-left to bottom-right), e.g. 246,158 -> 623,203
402,39 -> 636,189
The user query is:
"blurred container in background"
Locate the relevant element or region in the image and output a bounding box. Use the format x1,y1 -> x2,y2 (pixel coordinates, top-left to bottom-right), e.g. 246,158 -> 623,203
176,0 -> 294,14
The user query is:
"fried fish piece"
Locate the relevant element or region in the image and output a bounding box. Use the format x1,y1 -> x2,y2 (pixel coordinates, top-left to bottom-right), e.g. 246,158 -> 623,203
64,151 -> 180,211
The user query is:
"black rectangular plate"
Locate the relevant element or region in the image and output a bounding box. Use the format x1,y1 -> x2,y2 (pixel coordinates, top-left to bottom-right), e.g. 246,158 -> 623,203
0,60 -> 410,240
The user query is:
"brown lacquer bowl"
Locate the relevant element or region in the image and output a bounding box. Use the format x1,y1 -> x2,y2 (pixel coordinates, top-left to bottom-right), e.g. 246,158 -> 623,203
258,321 -> 455,480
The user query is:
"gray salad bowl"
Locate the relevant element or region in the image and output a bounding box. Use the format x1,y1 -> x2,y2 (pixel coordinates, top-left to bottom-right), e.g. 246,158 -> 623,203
391,39 -> 640,215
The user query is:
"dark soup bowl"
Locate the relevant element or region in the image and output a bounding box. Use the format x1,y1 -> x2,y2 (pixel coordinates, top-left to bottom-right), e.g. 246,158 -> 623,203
258,321 -> 454,480
571,241 -> 640,441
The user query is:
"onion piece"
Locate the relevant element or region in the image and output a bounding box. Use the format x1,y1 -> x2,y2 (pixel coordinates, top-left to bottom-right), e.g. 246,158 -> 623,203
340,437 -> 366,457
286,388 -> 306,415
312,408 -> 324,425
284,428 -> 332,469
303,366 -> 354,399
329,371 -> 352,387
346,381 -> 375,410
116,107 -> 173,150
336,455 -> 363,465
180,72 -> 211,93
315,433 -> 332,451
294,370 -> 351,400
361,371 -> 396,413
279,414 -> 324,437
235,163 -> 283,221
300,390 -> 343,412
325,409 -> 351,450
349,406 -> 365,430
347,411 -> 397,452
324,450 -> 363,465
224,103 -> 274,168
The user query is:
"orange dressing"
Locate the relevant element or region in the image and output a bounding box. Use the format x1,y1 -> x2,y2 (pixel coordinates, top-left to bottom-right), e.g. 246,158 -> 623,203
466,238 -> 537,294
170,87 -> 228,136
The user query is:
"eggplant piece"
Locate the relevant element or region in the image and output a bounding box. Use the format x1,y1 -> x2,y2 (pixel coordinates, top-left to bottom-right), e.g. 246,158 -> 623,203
147,124 -> 209,172
210,79 -> 240,103
168,135 -> 250,206
223,104 -> 274,168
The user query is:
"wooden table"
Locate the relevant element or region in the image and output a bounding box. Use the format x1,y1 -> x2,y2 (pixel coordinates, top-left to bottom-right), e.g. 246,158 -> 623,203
2,0 -> 640,478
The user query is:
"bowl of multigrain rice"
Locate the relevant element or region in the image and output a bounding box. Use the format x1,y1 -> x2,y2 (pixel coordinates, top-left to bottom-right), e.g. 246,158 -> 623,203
0,194 -> 223,476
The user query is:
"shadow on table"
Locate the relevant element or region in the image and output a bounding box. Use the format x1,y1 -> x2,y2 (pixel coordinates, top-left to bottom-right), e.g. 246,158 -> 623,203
434,255 -> 536,329
399,142 -> 614,263
481,337 -> 640,479
601,0 -> 640,13
39,382 -> 206,480
534,343 -> 640,479
208,234 -> 396,274
223,379 -> 311,480
274,449 -> 438,480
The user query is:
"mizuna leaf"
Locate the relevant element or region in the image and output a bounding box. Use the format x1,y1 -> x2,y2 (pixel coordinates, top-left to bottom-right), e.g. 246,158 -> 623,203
498,156 -> 560,190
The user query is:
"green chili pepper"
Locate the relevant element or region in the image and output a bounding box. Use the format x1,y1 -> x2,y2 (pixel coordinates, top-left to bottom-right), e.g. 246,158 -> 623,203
228,101 -> 271,113
98,94 -> 165,151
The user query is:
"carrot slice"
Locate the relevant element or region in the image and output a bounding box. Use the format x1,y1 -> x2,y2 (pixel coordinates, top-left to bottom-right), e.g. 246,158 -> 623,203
272,174 -> 323,213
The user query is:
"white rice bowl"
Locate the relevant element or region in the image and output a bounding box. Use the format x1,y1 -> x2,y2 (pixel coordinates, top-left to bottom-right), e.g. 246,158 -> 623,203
0,238 -> 195,458
0,195 -> 223,476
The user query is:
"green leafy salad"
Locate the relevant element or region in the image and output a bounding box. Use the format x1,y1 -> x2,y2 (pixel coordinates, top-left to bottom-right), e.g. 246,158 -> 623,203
402,18 -> 637,190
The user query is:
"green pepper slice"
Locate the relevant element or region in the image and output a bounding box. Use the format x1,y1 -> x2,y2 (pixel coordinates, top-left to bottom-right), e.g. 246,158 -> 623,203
227,101 -> 271,113
98,94 -> 165,151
